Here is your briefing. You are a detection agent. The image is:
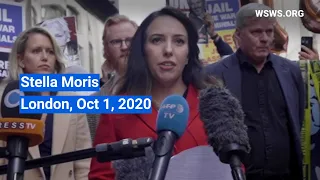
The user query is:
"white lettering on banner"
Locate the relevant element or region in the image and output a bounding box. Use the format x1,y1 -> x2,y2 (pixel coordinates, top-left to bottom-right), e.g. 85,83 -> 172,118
0,69 -> 8,77
0,34 -> 16,43
168,0 -> 189,10
0,8 -> 12,23
215,21 -> 235,29
0,24 -> 15,33
0,60 -> 8,69
207,2 -> 233,14
220,13 -> 236,20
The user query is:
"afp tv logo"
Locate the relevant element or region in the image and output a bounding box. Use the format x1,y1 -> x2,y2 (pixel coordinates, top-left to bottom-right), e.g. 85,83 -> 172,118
161,103 -> 185,119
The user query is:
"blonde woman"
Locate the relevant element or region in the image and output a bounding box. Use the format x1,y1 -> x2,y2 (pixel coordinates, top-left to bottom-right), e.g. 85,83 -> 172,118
0,27 -> 91,180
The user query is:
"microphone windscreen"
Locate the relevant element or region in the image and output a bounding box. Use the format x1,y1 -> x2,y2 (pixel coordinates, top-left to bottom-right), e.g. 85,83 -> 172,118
112,147 -> 155,180
156,95 -> 189,137
199,86 -> 250,154
1,80 -> 42,120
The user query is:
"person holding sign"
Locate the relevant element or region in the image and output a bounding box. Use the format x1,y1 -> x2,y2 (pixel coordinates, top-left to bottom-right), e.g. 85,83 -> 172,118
203,12 -> 234,58
88,7 -> 226,180
187,0 -> 234,58
0,27 -> 91,180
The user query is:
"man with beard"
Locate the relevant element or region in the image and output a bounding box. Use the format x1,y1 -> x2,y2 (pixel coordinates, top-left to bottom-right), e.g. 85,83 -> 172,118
87,15 -> 138,140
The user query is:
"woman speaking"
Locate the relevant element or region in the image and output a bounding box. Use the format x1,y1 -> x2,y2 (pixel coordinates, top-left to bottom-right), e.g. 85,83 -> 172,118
89,7 -> 222,180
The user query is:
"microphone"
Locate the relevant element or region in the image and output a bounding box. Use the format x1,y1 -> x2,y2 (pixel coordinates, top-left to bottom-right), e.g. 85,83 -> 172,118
112,146 -> 155,180
96,137 -> 153,163
199,85 -> 251,180
0,137 -> 153,175
0,80 -> 44,180
148,95 -> 189,180
1,80 -> 41,119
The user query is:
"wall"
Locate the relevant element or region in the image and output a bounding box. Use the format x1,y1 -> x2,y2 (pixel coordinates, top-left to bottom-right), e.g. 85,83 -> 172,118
118,0 -> 166,25
1,0 -> 105,74
33,0 -> 105,74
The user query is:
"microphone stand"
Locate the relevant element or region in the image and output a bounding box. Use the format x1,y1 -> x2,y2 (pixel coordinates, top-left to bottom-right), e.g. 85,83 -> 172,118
0,138 -> 153,179
6,136 -> 29,180
219,143 -> 247,180
230,154 -> 246,180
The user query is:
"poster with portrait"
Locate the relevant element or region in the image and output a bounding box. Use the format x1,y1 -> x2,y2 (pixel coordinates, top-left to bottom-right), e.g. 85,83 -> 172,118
166,0 -> 208,44
38,16 -> 80,68
298,60 -> 320,180
0,1 -> 25,53
166,0 -> 240,64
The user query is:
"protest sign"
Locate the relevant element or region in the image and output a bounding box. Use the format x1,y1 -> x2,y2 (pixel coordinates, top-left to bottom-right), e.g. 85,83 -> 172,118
0,1 -> 25,52
202,0 -> 240,64
166,0 -> 240,64
0,51 -> 8,79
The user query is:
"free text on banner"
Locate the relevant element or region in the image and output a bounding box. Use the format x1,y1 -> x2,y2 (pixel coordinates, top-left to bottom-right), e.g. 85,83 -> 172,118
19,96 -> 152,114
0,2 -> 25,52
19,74 -> 100,92
165,0 -> 240,64
0,51 -> 8,79
202,0 -> 240,64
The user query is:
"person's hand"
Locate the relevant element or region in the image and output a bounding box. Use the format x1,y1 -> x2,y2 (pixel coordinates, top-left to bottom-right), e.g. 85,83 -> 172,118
299,45 -> 319,60
203,13 -> 215,37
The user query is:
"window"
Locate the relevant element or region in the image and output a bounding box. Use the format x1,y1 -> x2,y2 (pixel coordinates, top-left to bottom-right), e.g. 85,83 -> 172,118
109,0 -> 119,9
31,7 -> 37,26
89,43 -> 94,73
41,5 -> 66,20
66,5 -> 79,29
78,45 -> 84,66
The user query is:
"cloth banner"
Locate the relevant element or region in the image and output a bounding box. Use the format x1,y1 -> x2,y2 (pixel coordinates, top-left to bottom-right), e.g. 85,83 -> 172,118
298,60 -> 320,180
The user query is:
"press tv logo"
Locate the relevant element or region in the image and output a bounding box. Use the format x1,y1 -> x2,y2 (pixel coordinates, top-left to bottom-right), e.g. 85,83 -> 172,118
255,9 -> 304,18
0,122 -> 36,130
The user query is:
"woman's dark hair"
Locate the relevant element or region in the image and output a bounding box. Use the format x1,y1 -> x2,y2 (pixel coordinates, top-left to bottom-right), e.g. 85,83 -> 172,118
115,6 -> 215,95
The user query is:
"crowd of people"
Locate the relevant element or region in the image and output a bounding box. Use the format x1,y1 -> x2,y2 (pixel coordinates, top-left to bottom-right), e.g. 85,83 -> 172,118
0,2 -> 319,180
